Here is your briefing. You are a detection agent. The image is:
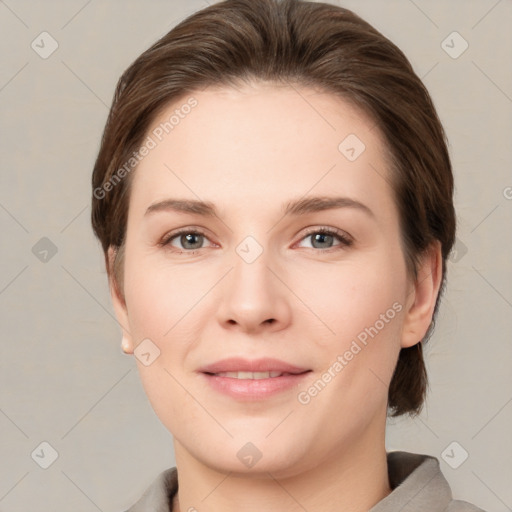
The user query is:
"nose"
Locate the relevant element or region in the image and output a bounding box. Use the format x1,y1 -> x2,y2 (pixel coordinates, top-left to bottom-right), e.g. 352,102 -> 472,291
215,244 -> 292,334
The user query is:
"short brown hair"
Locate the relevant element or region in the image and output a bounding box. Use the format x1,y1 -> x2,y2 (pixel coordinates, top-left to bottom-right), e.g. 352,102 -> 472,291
91,0 -> 455,417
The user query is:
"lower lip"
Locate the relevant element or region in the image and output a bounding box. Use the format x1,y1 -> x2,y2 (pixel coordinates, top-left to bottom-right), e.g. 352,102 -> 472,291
201,372 -> 311,400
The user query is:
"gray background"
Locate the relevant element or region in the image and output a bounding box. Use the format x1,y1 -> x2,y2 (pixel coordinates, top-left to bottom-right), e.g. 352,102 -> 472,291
1,0 -> 511,510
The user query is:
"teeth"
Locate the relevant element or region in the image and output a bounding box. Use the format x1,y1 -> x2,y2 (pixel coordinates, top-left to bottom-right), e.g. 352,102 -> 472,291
215,371 -> 284,379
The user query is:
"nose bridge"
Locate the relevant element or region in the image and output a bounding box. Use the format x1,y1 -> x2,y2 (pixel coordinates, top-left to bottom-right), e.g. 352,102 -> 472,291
215,231 -> 291,331
231,233 -> 275,302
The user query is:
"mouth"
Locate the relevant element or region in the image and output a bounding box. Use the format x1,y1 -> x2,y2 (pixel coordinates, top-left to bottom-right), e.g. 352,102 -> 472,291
199,358 -> 312,400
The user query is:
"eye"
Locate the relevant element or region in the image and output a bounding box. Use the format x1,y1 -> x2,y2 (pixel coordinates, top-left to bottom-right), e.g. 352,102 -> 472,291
159,229 -> 213,252
159,226 -> 353,254
296,227 -> 353,251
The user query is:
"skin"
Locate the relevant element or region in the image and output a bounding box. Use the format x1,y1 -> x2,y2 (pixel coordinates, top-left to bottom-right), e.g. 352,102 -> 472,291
109,81 -> 442,512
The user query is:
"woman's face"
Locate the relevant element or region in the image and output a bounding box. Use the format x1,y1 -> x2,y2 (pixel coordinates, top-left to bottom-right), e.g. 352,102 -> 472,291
110,82 -> 437,477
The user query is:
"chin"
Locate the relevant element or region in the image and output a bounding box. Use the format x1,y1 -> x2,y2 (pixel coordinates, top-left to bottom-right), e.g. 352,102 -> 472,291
182,431 -> 312,478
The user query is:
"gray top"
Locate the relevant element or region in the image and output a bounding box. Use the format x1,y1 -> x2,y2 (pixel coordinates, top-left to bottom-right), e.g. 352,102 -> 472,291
125,451 -> 486,511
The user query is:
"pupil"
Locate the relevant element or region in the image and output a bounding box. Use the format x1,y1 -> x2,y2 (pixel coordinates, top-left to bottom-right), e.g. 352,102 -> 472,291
183,233 -> 202,249
314,233 -> 332,248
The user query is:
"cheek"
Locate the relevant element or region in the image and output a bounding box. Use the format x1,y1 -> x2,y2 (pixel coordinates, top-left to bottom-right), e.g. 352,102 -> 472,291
297,255 -> 407,349
124,255 -> 210,343
295,251 -> 407,407
122,254 -> 217,412
122,259 -> 201,428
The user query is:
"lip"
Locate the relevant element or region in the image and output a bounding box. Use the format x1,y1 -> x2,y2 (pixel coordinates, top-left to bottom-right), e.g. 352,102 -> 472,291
199,357 -> 309,374
199,358 -> 312,401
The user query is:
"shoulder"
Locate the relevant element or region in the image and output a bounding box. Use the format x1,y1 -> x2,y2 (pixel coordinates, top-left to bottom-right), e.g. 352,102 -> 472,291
123,467 -> 178,511
370,451 -> 487,512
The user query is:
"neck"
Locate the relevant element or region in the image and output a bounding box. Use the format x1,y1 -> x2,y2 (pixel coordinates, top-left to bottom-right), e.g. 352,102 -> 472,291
172,431 -> 391,512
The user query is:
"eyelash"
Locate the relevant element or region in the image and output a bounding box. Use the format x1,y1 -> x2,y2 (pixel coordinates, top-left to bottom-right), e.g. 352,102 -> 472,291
158,226 -> 353,254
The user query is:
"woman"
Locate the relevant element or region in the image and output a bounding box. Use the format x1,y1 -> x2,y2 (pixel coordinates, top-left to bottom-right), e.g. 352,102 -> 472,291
91,0 -> 486,510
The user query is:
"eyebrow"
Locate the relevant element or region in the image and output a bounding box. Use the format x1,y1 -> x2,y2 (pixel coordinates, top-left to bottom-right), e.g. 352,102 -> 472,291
145,195 -> 375,219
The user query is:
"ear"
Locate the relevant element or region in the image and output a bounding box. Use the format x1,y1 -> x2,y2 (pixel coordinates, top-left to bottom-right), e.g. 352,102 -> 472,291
107,246 -> 134,354
401,241 -> 443,349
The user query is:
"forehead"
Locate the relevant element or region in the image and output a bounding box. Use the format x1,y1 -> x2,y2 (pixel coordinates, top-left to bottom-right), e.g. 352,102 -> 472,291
129,82 -> 395,220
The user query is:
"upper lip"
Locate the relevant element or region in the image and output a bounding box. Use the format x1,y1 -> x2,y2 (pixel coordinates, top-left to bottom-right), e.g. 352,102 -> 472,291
199,358 -> 310,375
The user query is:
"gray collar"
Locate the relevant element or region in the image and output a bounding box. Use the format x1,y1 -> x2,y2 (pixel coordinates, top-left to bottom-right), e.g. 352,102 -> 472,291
126,451 -> 485,511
